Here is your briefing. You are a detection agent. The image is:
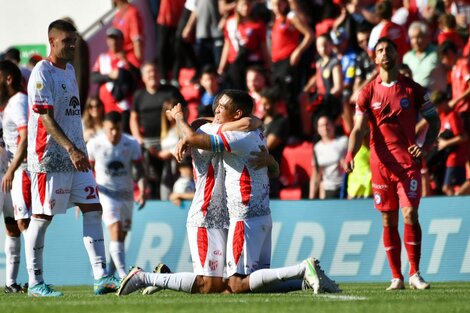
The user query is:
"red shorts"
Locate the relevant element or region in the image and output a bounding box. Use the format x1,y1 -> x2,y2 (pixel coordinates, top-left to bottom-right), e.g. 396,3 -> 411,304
371,161 -> 421,211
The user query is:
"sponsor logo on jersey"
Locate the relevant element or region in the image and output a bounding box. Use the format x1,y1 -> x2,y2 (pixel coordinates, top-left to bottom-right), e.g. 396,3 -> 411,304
372,102 -> 382,110
65,96 -> 81,116
209,260 -> 218,271
105,160 -> 127,177
400,98 -> 410,109
372,183 -> 388,190
213,250 -> 223,256
55,188 -> 71,194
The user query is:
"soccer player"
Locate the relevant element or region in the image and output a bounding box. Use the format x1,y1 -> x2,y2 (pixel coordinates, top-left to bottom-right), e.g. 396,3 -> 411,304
0,60 -> 30,293
344,37 -> 440,290
25,19 -> 120,297
117,90 -> 340,296
86,111 -> 146,279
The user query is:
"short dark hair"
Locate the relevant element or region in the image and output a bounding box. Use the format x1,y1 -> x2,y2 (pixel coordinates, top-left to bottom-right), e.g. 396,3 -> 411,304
260,88 -> 281,105
201,65 -> 218,77
48,19 -> 77,34
213,89 -> 254,116
374,37 -> 397,52
4,47 -> 20,63
104,111 -> 122,124
0,60 -> 23,91
376,0 -> 392,20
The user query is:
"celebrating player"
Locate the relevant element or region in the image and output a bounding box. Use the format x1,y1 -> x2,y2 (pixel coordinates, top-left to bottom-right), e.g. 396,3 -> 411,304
25,19 -> 120,297
344,37 -> 440,290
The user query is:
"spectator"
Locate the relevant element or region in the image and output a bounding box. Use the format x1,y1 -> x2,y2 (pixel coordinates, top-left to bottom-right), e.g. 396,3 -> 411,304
155,0 -> 185,83
260,88 -> 290,198
432,91 -> 468,195
438,13 -> 465,53
218,0 -> 270,90
309,115 -> 348,199
4,47 -> 31,85
271,0 -> 314,135
198,65 -> 221,117
368,0 -> 409,62
403,21 -> 439,90
82,96 -> 105,143
91,27 -> 139,133
246,65 -> 270,119
130,62 -> 186,199
169,156 -> 195,207
112,0 -> 145,68
158,99 -> 181,200
194,0 -> 224,70
353,25 -> 377,100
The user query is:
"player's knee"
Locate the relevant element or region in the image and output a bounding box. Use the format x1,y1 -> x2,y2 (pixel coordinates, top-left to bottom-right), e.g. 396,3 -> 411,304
402,207 -> 418,224
17,219 -> 30,232
4,218 -> 21,237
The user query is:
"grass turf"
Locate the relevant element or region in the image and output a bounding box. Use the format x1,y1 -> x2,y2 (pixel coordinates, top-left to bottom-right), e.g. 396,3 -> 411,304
1,282 -> 469,313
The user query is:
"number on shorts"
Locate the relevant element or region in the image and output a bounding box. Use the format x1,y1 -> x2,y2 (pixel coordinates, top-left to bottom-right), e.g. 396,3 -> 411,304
85,186 -> 97,199
410,179 -> 418,192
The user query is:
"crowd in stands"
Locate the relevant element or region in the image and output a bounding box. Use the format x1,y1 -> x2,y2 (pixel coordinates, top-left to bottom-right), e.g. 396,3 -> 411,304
1,0 -> 469,200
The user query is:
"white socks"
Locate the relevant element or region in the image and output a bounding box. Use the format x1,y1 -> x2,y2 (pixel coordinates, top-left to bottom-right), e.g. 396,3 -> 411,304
26,217 -> 50,287
249,262 -> 305,292
144,272 -> 197,293
109,240 -> 126,279
5,235 -> 21,286
82,211 -> 107,279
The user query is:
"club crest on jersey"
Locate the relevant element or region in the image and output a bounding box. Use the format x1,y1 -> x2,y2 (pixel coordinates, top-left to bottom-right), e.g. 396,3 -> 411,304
36,82 -> 44,90
400,98 -> 410,109
65,96 -> 81,116
374,193 -> 382,204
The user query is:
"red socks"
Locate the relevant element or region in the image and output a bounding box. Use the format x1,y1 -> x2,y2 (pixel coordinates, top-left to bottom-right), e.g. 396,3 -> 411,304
383,226 -> 403,280
404,223 -> 422,276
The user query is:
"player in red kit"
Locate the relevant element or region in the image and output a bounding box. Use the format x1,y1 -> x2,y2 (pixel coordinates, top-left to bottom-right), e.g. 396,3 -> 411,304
344,37 -> 440,291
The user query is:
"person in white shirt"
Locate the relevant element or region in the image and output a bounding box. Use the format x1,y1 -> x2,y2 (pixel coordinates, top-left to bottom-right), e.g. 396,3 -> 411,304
0,60 -> 30,293
87,111 -> 146,279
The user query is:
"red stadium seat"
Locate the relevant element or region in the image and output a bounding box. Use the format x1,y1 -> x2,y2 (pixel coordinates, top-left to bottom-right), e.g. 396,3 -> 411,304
279,141 -> 313,199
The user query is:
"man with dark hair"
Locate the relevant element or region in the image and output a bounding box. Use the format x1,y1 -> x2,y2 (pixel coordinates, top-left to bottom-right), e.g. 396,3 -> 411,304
26,19 -> 120,297
0,60 -> 30,293
4,47 -> 31,84
87,111 -> 146,280
345,37 -> 440,291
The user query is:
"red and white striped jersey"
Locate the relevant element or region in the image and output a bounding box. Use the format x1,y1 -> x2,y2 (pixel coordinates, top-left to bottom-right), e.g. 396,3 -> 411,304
27,60 -> 87,173
3,91 -> 28,164
218,129 -> 270,220
187,123 -> 228,229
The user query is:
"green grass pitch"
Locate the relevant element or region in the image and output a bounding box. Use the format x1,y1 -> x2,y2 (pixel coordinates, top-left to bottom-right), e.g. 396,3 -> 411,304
1,282 -> 469,313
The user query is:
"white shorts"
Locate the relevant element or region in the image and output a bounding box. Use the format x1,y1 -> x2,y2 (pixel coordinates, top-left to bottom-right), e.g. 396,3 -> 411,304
226,215 -> 272,277
10,168 -> 32,220
187,226 -> 227,277
30,171 -> 100,216
99,192 -> 134,231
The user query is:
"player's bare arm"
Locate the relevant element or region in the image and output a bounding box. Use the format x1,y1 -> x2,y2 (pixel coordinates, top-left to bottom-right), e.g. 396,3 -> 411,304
1,128 -> 27,192
38,108 -> 91,172
344,113 -> 369,173
409,99 -> 441,159
220,116 -> 262,132
249,146 -> 280,178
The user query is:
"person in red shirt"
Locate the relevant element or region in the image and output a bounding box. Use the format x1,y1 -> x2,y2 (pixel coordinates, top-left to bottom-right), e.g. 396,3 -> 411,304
112,0 -> 145,68
344,37 -> 440,291
431,91 -> 468,195
437,13 -> 465,53
218,0 -> 270,90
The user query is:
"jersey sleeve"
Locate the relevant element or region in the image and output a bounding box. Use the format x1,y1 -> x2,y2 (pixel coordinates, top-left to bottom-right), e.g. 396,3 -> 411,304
14,95 -> 29,129
29,64 -> 54,112
218,130 -> 255,154
86,139 -> 96,162
129,7 -> 144,42
355,84 -> 371,116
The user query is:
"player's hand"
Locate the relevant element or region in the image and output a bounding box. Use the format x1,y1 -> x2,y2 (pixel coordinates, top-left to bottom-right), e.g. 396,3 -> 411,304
343,159 -> 354,173
167,103 -> 184,120
437,138 -> 448,151
69,148 -> 92,172
408,144 -> 423,159
249,146 -> 271,170
1,170 -> 14,193
175,139 -> 189,163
